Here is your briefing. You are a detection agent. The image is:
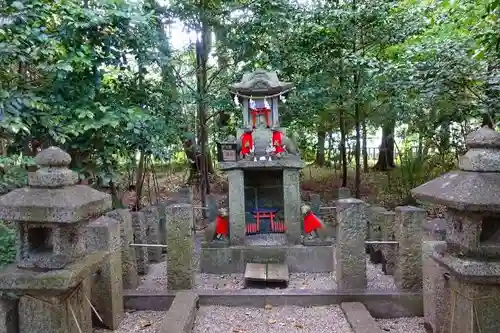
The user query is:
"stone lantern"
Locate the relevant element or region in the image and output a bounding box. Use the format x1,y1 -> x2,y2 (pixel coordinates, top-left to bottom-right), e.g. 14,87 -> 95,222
412,126 -> 500,333
0,147 -> 110,333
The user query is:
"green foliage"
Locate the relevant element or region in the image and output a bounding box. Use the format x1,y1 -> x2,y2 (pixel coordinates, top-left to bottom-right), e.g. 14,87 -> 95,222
0,0 -> 180,177
0,224 -> 16,266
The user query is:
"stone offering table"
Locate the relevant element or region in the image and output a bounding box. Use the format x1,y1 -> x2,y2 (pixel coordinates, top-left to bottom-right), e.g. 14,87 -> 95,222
0,147 -> 110,333
412,126 -> 500,333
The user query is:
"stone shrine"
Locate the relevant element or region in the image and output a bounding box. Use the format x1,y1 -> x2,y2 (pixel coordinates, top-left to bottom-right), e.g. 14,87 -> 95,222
412,126 -> 500,333
0,147 -> 110,333
201,70 -> 333,276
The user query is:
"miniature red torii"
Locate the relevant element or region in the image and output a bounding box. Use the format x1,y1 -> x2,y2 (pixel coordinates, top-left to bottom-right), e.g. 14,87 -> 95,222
249,98 -> 271,128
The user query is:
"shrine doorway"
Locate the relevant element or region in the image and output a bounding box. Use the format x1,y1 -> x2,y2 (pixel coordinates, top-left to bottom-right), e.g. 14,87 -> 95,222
243,170 -> 285,235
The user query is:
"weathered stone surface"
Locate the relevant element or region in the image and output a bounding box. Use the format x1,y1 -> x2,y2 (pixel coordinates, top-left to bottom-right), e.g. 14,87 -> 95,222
380,211 -> 396,275
337,187 -> 351,199
34,146 -> 72,167
423,218 -> 446,241
0,251 -> 106,292
341,302 -> 384,333
166,204 -> 194,290
141,206 -> 162,262
0,186 -> 112,223
220,159 -> 305,171
447,278 -> 500,333
394,206 -> 424,291
0,298 -> 18,333
130,212 -> 149,275
105,209 -> 139,289
206,194 -> 218,222
283,169 -> 302,245
423,241 -> 449,333
86,216 -> 124,329
159,291 -> 198,333
227,170 -> 245,246
336,199 -> 367,291
18,282 -> 92,333
200,245 -> 333,273
229,69 -> 293,95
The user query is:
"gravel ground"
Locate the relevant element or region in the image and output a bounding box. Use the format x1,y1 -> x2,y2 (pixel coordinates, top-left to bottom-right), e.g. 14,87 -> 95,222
93,311 -> 166,333
138,231 -> 397,291
192,305 -> 354,333
377,317 -> 426,333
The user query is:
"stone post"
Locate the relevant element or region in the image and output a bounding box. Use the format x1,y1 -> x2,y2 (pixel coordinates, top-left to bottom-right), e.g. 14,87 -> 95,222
227,169 -> 245,245
106,209 -> 139,289
166,203 -> 195,290
141,206 -> 162,262
283,169 -> 302,244
336,198 -> 367,291
338,187 -> 351,199
86,216 -> 124,329
394,206 -> 425,291
131,211 -> 149,275
207,194 -> 218,223
380,211 -> 396,275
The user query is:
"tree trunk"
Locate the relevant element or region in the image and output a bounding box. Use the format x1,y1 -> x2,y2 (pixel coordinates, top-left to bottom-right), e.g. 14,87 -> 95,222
315,129 -> 326,166
374,120 -> 396,170
362,117 -> 368,173
195,11 -> 211,213
339,110 -> 348,187
483,62 -> 497,128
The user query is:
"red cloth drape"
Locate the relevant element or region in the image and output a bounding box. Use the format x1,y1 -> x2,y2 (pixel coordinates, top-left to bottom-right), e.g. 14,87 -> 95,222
272,130 -> 285,153
304,212 -> 323,234
240,132 -> 253,155
215,216 -> 229,236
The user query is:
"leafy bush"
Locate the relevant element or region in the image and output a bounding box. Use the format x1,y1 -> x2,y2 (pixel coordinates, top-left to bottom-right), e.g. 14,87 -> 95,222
0,224 -> 16,266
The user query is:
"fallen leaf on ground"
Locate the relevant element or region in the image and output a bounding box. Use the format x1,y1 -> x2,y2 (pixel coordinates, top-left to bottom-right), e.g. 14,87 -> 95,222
294,323 -> 304,328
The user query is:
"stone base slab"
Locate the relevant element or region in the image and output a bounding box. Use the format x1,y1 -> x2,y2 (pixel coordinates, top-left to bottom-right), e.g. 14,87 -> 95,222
0,251 -> 106,292
123,289 -> 423,319
341,302 -> 384,333
200,245 -> 333,273
158,291 -> 198,333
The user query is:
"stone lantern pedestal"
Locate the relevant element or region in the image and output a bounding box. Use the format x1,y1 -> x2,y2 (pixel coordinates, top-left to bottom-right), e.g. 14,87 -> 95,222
412,126 -> 500,333
0,147 -> 110,333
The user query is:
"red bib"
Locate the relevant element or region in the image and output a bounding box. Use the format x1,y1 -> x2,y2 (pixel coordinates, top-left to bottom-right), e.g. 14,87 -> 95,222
240,132 -> 253,155
215,216 -> 229,236
272,130 -> 285,153
304,212 -> 323,233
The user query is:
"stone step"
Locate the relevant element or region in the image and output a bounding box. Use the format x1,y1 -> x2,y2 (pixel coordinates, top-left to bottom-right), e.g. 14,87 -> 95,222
244,263 -> 289,284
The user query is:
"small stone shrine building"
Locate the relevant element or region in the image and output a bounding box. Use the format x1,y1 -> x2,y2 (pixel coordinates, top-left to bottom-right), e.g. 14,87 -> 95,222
200,70 -> 333,276
412,126 -> 500,333
0,147 -> 110,333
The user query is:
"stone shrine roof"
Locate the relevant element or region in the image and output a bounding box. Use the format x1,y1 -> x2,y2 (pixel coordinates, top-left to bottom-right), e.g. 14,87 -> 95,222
412,126 -> 500,212
229,69 -> 294,96
0,146 -> 111,223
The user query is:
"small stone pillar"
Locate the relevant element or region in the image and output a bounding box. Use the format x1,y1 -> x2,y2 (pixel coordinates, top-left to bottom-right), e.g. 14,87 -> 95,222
338,187 -> 351,199
105,209 -> 139,289
227,169 -> 245,245
86,216 -> 124,329
141,206 -> 162,262
0,147 -> 111,333
166,203 -> 194,290
394,206 -> 425,291
336,198 -> 367,291
412,126 -> 500,333
131,211 -> 149,275
283,169 -> 302,244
